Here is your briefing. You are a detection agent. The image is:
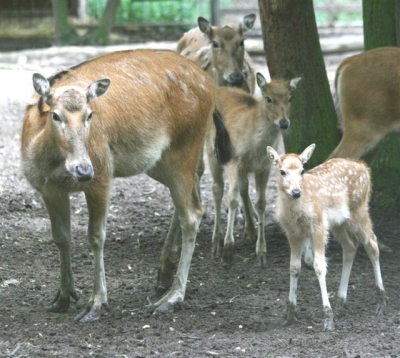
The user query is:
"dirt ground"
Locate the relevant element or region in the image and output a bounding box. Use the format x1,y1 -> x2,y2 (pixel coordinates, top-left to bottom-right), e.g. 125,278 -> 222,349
0,44 -> 400,358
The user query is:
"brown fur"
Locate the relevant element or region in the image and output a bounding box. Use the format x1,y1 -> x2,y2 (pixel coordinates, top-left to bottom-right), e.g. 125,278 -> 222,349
206,74 -> 302,266
329,47 -> 400,159
21,49 -> 232,322
177,14 -> 256,93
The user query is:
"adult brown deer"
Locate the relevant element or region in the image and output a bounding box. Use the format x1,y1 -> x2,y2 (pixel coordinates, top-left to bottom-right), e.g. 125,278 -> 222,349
329,46 -> 400,159
206,73 -> 302,267
267,144 -> 386,331
21,49 -> 233,322
177,14 -> 256,94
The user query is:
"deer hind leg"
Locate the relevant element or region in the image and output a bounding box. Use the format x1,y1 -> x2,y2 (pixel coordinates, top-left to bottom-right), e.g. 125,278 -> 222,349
331,224 -> 358,316
254,169 -> 269,268
155,210 -> 180,296
75,183 -> 111,323
42,191 -> 79,313
209,157 -> 224,259
152,164 -> 203,313
222,165 -> 241,267
357,215 -> 386,315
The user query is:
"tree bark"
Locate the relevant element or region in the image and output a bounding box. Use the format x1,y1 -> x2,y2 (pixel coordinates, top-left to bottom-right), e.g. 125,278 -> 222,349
258,0 -> 338,167
362,0 -> 400,209
90,0 -> 121,45
52,0 -> 79,45
363,0 -> 397,50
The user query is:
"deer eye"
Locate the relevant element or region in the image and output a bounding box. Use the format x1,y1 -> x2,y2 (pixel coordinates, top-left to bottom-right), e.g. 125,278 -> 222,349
52,112 -> 61,122
280,170 -> 286,177
212,41 -> 219,49
266,96 -> 272,104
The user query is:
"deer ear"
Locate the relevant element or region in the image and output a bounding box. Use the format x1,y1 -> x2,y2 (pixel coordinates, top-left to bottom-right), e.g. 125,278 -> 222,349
290,75 -> 303,90
267,146 -> 280,165
198,17 -> 213,39
256,72 -> 268,90
240,13 -> 256,32
87,78 -> 111,101
299,143 -> 316,163
33,73 -> 52,104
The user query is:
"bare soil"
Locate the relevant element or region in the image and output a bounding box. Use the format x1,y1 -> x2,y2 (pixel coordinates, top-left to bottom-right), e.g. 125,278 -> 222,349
0,47 -> 400,358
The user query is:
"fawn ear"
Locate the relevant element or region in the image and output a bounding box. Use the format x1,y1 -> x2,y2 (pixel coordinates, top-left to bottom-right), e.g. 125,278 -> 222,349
290,75 -> 303,90
240,13 -> 256,33
198,17 -> 213,39
267,146 -> 280,165
33,73 -> 52,104
299,144 -> 316,163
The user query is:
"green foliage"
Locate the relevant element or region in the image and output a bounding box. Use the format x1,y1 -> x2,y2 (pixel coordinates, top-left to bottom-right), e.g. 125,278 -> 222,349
87,0 -> 212,25
313,0 -> 362,26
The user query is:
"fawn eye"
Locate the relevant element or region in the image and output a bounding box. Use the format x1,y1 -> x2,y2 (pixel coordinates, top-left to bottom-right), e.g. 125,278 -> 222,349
266,96 -> 272,103
280,170 -> 286,176
52,112 -> 61,122
212,41 -> 219,49
301,169 -> 305,175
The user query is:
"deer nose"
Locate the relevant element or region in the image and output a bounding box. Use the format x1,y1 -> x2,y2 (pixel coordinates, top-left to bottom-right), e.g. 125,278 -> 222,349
291,189 -> 301,199
228,73 -> 244,87
279,119 -> 290,129
76,164 -> 94,182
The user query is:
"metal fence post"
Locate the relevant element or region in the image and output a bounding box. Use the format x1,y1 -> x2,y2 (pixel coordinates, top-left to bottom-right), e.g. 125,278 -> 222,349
211,0 -> 220,25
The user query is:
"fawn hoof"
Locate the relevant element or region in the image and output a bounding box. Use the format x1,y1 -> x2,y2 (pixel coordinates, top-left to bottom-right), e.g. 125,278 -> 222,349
257,252 -> 267,268
282,301 -> 297,327
152,291 -> 184,314
375,288 -> 386,316
75,302 -> 109,323
222,243 -> 235,268
211,234 -> 223,259
323,306 -> 335,331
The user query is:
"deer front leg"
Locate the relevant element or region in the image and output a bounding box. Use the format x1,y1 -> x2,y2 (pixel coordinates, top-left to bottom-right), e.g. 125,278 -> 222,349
210,162 -> 224,259
42,192 -> 79,312
254,169 -> 269,267
223,165 -> 241,267
75,184 -> 110,323
282,237 -> 302,327
313,231 -> 334,331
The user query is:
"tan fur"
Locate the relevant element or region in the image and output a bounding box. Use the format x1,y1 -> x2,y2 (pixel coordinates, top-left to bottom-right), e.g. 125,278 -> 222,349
21,49 -> 223,322
206,74 -> 302,266
268,144 -> 386,331
177,14 -> 256,93
329,46 -> 400,159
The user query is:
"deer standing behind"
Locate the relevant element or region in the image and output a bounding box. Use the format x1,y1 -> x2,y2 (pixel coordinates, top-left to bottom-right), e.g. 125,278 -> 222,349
329,46 -> 400,159
21,49 -> 233,322
177,14 -> 256,94
206,73 -> 302,267
267,144 -> 386,331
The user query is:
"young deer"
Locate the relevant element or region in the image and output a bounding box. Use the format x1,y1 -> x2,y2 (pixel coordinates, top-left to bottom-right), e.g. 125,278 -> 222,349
329,46 -> 400,159
267,144 -> 386,331
21,49 -> 233,322
206,72 -> 302,267
177,14 -> 256,94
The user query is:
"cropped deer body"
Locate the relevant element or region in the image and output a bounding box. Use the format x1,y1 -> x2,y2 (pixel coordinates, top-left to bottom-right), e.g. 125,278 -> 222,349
177,14 -> 256,94
267,144 -> 386,331
329,46 -> 400,159
206,73 -> 302,267
21,49 -> 233,322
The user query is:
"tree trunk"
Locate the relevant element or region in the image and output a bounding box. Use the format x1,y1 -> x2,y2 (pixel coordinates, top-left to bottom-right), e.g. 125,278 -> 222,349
363,0 -> 397,50
258,0 -> 338,167
362,0 -> 400,209
52,0 -> 79,45
90,0 -> 121,45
